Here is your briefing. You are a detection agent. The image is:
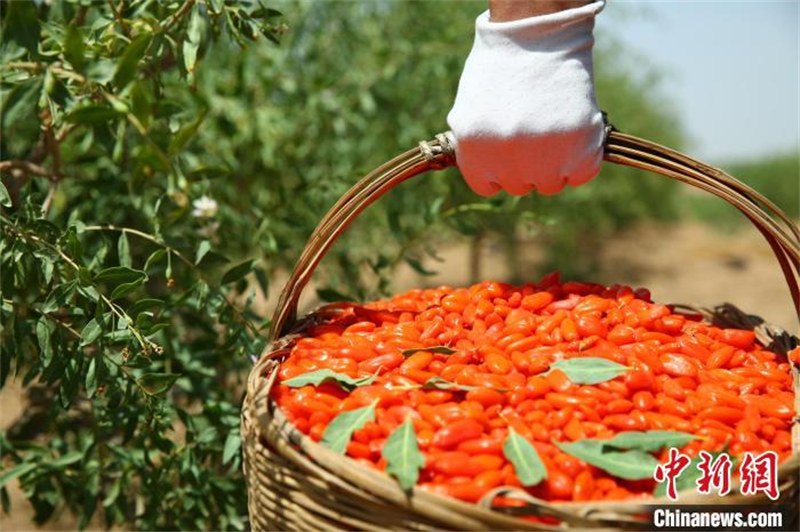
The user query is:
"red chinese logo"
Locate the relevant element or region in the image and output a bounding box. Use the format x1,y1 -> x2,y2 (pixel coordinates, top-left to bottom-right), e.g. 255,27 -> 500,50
654,449 -> 780,501
739,450 -> 779,501
653,448 -> 691,501
695,450 -> 732,496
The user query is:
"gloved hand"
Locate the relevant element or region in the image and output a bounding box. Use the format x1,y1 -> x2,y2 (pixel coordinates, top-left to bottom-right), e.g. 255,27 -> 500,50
447,1 -> 606,196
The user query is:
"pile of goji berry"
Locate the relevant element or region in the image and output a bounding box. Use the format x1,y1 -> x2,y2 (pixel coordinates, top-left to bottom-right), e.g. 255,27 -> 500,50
271,274 -> 795,504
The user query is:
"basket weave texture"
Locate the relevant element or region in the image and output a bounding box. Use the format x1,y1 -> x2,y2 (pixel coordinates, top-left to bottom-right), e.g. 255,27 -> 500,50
242,131 -> 800,531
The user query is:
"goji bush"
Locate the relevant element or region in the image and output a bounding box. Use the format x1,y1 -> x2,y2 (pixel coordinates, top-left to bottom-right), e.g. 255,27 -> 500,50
1,1 -> 687,529
273,275 -> 795,505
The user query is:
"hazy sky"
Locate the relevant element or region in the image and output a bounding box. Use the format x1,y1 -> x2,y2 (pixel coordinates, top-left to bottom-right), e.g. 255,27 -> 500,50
597,1 -> 799,163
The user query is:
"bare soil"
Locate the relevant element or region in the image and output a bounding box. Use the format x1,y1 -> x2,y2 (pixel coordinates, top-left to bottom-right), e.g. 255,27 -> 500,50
391,221 -> 796,333
1,220 -> 796,531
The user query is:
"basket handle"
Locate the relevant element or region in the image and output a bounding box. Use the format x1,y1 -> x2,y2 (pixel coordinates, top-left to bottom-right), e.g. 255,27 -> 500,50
268,130 -> 800,341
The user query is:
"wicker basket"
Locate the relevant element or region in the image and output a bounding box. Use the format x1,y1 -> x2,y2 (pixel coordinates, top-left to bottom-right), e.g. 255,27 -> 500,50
242,130 -> 800,531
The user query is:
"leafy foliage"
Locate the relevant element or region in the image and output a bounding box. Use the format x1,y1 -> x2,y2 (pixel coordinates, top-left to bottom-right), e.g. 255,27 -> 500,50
1,0 -> 683,529
685,152 -> 799,227
727,153 -> 799,219
1,1 -> 282,529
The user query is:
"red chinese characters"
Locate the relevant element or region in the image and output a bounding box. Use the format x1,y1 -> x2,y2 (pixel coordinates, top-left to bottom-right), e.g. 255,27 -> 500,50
739,451 -> 780,501
695,451 -> 732,496
654,448 -> 692,501
654,448 -> 781,501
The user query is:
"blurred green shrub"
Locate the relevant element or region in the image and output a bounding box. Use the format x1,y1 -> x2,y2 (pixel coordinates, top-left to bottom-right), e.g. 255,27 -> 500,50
682,152 -> 798,229
1,1 -> 682,529
729,153 -> 799,219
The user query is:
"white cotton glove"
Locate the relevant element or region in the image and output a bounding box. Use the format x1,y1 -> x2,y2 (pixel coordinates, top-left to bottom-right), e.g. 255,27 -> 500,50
447,1 -> 606,196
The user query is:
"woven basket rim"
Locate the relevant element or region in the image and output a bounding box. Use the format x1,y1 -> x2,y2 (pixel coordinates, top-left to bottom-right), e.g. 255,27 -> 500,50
244,302 -> 800,529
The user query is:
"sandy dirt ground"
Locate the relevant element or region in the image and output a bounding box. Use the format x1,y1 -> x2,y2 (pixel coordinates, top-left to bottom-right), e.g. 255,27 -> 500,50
1,220 -> 796,531
390,220 -> 796,333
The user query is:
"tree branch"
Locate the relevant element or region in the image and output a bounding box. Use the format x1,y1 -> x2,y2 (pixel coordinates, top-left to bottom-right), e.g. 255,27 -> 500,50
42,113 -> 63,181
107,0 -> 131,37
3,61 -> 87,84
0,160 -> 53,178
163,0 -> 196,32
41,181 -> 58,216
0,220 -> 158,354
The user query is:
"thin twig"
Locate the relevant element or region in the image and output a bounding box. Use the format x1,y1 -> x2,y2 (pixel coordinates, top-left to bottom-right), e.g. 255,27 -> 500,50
42,114 -> 63,180
2,61 -> 87,84
163,0 -> 196,32
86,225 -> 194,267
3,298 -> 82,339
0,160 -> 52,178
41,181 -> 58,216
39,111 -> 63,216
56,124 -> 77,143
107,0 -> 130,37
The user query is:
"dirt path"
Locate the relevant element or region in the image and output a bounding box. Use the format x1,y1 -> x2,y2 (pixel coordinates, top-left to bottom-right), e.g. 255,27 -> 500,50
2,220 -> 796,530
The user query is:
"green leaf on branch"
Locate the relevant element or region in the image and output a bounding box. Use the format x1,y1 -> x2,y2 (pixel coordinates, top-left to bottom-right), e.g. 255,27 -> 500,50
283,369 -> 377,391
504,428 -> 547,487
85,357 -> 98,398
604,431 -> 699,453
186,165 -> 230,181
222,430 -> 241,465
401,346 -> 455,356
421,377 -> 475,392
49,451 -> 84,468
195,240 -> 211,265
404,257 -> 436,276
3,1 -> 39,53
95,266 -> 147,284
2,79 -> 42,131
41,282 -> 76,313
183,5 -> 203,79
169,110 -> 207,154
144,249 -> 166,273
86,59 -> 116,84
110,278 -> 145,300
555,440 -> 658,480
36,318 -> 54,366
65,105 -> 119,124
79,318 -> 103,346
117,233 -> 132,268
0,462 -> 37,488
321,402 -> 377,454
101,480 -> 121,508
114,34 -> 153,88
130,298 -> 164,316
221,259 -> 254,285
0,181 -> 11,208
547,357 -> 630,385
63,23 -> 85,71
138,373 -> 181,397
382,419 -> 425,491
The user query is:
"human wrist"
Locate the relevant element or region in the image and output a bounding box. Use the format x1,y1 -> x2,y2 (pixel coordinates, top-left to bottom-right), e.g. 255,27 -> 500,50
488,0 -> 592,21
475,1 -> 604,52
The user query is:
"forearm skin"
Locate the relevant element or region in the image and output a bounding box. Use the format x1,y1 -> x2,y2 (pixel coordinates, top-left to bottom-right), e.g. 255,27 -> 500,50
489,0 -> 592,21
